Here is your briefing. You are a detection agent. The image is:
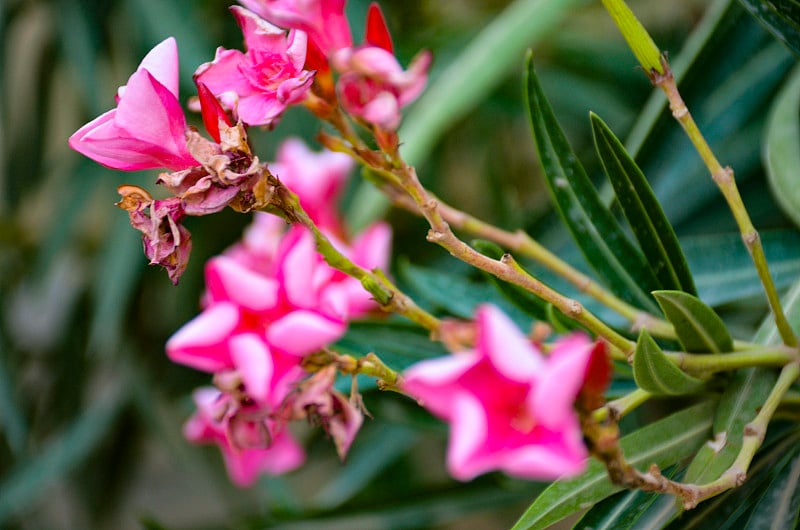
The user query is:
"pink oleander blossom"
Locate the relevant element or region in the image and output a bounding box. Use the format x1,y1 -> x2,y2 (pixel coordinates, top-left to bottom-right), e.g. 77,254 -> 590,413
195,6 -> 314,127
238,0 -> 352,56
69,37 -> 198,171
184,387 -> 305,487
269,137 -> 353,233
401,305 -> 596,482
331,4 -> 431,130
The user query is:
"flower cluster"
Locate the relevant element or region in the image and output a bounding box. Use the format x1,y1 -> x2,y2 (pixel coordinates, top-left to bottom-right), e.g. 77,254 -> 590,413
167,138 -> 390,486
67,0 -> 607,492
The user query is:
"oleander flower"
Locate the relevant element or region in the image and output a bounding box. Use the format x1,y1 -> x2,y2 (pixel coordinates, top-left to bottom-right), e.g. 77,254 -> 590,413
237,0 -> 352,56
401,305 -> 598,481
194,6 -> 314,126
69,37 -> 197,171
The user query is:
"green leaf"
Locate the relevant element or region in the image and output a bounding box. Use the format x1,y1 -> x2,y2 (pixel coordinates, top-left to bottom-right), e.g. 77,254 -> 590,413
764,65 -> 800,229
591,113 -> 696,295
684,230 -> 800,307
743,447 -> 800,529
683,279 -> 800,488
512,400 -> 717,530
653,290 -> 734,353
525,55 -> 661,314
633,330 -> 707,395
738,0 -> 800,57
573,467 -> 682,529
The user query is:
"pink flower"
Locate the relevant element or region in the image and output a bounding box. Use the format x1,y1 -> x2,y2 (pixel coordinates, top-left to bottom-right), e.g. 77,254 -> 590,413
184,387 -> 305,487
69,38 -> 197,171
194,7 -> 314,127
238,0 -> 352,56
331,5 -> 431,130
269,137 -> 353,233
401,305 -> 596,481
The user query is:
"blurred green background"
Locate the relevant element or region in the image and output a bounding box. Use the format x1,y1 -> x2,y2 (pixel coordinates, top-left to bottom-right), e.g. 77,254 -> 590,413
3,0 -> 795,528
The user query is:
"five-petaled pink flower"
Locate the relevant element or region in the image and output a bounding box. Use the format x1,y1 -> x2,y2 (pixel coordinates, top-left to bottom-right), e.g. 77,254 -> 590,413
68,37 -> 198,171
401,305 -> 597,482
194,6 -> 314,127
238,0 -> 352,57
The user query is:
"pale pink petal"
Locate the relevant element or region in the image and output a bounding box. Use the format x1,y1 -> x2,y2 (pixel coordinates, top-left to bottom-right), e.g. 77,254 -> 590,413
447,393 -> 490,481
267,310 -> 345,356
166,302 -> 240,372
351,221 -> 391,270
477,305 -> 543,382
229,333 -> 273,403
503,437 -> 588,479
231,6 -> 287,51
401,354 -> 477,418
195,48 -> 254,100
138,37 -> 180,97
533,336 -> 594,429
277,228 -> 319,307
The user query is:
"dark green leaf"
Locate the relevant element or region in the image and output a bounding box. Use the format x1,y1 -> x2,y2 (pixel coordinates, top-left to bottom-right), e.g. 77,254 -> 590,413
738,0 -> 800,57
633,330 -> 707,395
653,291 -> 734,353
591,113 -> 696,295
512,400 -> 717,530
764,66 -> 800,229
525,54 -> 661,314
743,447 -> 800,529
573,467 -> 682,529
683,230 -> 800,307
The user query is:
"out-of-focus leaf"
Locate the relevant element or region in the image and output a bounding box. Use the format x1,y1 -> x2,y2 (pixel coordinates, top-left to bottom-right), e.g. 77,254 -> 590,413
0,389 -> 128,525
764,65 -> 800,228
312,424 -> 417,509
738,0 -> 800,57
591,113 -> 696,294
683,279 -> 800,489
633,330 -> 707,395
683,230 -> 800,307
525,55 -> 660,314
511,400 -> 716,530
397,261 -> 530,326
349,0 -> 588,231
0,339 -> 26,455
653,291 -> 734,353
743,446 -> 800,529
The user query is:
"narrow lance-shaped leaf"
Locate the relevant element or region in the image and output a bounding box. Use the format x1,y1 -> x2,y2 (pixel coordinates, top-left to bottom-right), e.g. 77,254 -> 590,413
591,113 -> 696,295
737,0 -> 800,58
525,54 -> 661,314
653,290 -> 734,353
743,446 -> 800,530
764,65 -> 800,229
511,400 -> 717,530
633,329 -> 707,395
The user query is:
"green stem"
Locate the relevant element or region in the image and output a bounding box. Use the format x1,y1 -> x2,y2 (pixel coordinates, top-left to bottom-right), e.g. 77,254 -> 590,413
593,388 -> 651,422
652,62 -> 797,348
668,346 -> 798,375
687,361 -> 800,507
273,184 -> 441,334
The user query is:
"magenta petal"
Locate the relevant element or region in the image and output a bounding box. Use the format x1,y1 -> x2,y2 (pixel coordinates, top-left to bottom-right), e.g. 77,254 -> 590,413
533,336 -> 593,429
267,310 -> 345,356
205,256 -> 279,311
504,437 -> 588,479
166,302 -> 240,372
229,333 -> 273,403
351,222 -> 392,270
401,354 -> 477,419
277,228 -> 319,307
477,305 -> 542,382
